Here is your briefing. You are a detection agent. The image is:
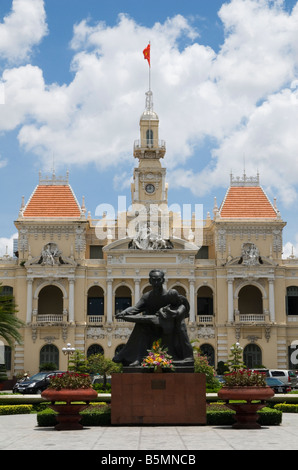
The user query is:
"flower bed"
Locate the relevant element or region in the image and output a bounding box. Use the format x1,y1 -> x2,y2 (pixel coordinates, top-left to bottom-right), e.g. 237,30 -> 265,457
47,372 -> 92,390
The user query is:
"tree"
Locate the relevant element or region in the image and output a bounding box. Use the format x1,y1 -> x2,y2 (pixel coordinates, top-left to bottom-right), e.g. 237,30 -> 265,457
0,284 -> 24,348
87,354 -> 122,387
192,341 -> 218,388
225,343 -> 246,372
68,350 -> 88,373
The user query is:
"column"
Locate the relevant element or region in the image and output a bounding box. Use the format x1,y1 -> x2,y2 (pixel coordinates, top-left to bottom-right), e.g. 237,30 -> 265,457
189,279 -> 195,323
134,278 -> 141,304
69,279 -> 75,323
107,279 -> 113,323
26,279 -> 33,323
161,171 -> 166,201
228,279 -> 234,323
269,279 -> 275,323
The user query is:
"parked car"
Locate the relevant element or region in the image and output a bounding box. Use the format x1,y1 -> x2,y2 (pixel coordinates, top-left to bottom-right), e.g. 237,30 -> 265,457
268,370 -> 297,389
253,369 -> 297,389
13,371 -> 65,394
215,375 -> 226,384
92,375 -> 111,385
266,377 -> 290,394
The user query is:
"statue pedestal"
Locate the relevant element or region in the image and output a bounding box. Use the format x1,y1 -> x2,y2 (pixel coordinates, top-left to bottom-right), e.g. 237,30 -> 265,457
111,373 -> 206,425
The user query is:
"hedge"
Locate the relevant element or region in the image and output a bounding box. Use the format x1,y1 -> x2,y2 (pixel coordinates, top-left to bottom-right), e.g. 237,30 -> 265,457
0,404 -> 33,415
36,404 -> 282,427
274,403 -> 298,413
206,406 -> 282,426
36,404 -> 111,427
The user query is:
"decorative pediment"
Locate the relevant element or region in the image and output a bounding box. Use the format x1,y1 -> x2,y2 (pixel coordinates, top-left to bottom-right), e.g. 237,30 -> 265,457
26,242 -> 77,267
225,242 -> 277,267
103,236 -> 198,253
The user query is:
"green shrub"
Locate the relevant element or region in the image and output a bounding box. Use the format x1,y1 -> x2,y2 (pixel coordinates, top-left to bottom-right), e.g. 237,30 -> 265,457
80,405 -> 111,426
37,403 -> 281,427
36,404 -> 111,427
206,409 -> 235,425
274,403 -> 298,413
206,403 -> 282,426
258,407 -> 282,426
36,407 -> 58,427
92,383 -> 111,393
0,404 -> 33,415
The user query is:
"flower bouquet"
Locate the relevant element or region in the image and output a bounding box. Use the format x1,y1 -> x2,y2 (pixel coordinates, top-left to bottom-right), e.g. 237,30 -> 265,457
141,339 -> 175,372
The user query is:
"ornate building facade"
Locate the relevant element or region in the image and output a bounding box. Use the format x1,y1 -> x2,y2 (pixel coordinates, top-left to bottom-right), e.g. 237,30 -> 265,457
1,89 -> 298,376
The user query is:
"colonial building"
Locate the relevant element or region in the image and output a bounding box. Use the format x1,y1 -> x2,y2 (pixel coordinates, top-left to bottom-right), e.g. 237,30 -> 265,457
1,88 -> 298,377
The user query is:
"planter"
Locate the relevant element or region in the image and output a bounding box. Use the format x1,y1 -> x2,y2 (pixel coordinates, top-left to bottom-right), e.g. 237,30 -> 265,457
41,388 -> 98,430
217,386 -> 274,429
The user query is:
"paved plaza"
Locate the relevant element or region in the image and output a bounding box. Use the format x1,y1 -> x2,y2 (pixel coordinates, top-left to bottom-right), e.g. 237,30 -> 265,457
1,413 -> 298,451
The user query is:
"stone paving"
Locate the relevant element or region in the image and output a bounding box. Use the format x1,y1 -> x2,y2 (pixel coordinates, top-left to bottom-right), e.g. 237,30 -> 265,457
1,413 -> 298,451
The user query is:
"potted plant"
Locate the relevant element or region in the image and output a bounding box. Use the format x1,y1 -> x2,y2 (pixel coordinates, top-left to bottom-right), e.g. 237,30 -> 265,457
217,343 -> 274,429
141,339 -> 175,372
41,372 -> 97,430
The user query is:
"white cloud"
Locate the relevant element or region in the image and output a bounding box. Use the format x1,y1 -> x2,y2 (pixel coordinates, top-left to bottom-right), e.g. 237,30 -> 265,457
0,0 -> 48,63
0,233 -> 17,257
1,1 -> 298,209
283,235 -> 298,259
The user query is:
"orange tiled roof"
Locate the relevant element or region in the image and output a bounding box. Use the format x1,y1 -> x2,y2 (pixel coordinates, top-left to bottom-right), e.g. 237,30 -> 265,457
219,186 -> 277,218
23,184 -> 82,218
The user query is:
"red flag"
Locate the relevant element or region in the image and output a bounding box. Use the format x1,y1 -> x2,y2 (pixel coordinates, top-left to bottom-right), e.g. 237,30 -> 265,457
143,43 -> 150,66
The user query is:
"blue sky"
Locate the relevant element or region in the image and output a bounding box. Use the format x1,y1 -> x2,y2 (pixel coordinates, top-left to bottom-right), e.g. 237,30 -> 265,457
1,0 -> 298,258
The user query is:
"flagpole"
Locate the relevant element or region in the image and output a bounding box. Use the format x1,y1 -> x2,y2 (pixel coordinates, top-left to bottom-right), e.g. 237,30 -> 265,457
148,42 -> 151,147
149,41 -> 151,92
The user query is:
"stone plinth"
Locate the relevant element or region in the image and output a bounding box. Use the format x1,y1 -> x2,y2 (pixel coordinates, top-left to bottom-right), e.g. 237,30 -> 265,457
111,373 -> 206,425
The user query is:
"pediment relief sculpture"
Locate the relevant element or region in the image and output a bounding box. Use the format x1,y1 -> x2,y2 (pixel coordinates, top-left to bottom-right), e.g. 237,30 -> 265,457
225,242 -> 277,267
128,223 -> 173,250
26,242 -> 76,266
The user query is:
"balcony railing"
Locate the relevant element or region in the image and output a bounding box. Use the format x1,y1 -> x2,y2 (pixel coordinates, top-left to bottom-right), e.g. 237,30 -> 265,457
134,139 -> 166,151
197,315 -> 214,324
87,315 -> 104,324
237,314 -> 265,322
35,314 -> 65,323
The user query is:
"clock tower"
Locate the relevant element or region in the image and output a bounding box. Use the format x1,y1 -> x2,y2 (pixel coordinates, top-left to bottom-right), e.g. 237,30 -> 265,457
131,90 -> 167,207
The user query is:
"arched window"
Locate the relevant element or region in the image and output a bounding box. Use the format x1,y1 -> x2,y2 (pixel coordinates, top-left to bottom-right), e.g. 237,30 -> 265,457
115,286 -> 132,315
286,286 -> 298,315
197,286 -> 213,316
142,285 -> 152,295
200,344 -> 215,366
87,344 -> 104,357
4,346 -> 11,370
146,129 -> 153,147
0,286 -> 13,296
38,285 -> 63,315
115,344 -> 125,356
171,285 -> 187,297
87,286 -> 104,316
40,344 -> 59,369
238,285 -> 262,315
243,344 -> 262,369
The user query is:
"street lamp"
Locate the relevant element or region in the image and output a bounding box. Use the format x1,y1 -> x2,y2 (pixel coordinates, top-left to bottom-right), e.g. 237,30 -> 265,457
62,343 -> 75,371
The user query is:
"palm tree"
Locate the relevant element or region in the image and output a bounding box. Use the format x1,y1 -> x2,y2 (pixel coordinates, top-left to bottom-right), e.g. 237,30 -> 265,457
0,284 -> 24,348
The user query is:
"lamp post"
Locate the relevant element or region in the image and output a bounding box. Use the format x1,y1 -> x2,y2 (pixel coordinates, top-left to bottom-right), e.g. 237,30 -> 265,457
62,343 -> 75,371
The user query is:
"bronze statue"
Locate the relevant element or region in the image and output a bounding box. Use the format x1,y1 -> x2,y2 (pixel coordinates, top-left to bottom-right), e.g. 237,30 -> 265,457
113,269 -> 194,369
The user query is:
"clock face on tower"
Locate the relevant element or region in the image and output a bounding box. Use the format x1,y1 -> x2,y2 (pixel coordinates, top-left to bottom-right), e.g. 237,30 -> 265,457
145,183 -> 155,194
